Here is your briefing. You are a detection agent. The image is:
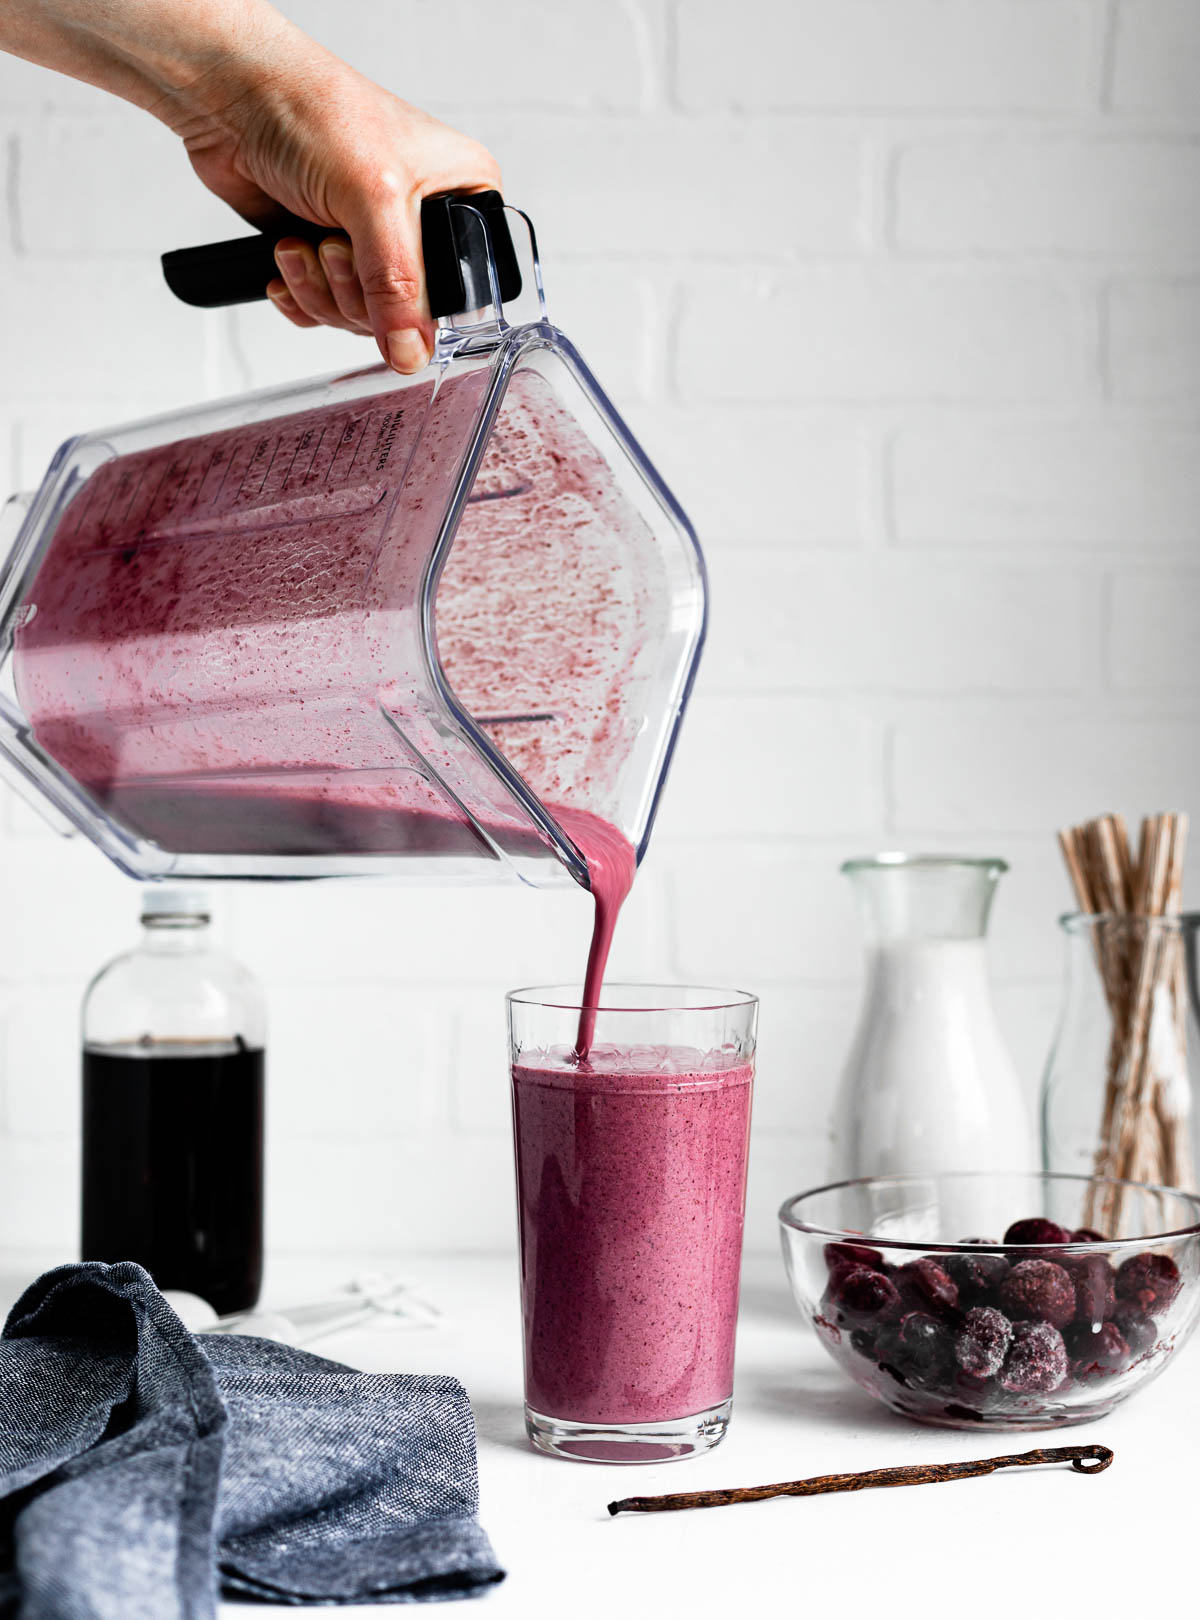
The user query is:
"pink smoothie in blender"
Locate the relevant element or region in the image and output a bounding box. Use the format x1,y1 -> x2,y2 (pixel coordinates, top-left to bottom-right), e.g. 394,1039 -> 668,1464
0,193 -> 737,1464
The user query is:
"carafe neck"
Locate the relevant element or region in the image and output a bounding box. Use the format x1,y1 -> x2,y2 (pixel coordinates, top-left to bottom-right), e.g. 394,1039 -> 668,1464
842,855 -> 1008,945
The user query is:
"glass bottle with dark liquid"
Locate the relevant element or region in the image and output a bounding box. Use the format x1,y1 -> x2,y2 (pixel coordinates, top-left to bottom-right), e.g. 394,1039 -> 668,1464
81,889 -> 265,1314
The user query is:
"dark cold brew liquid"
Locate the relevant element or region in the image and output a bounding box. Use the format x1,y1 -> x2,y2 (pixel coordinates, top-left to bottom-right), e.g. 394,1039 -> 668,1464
81,1039 -> 264,1315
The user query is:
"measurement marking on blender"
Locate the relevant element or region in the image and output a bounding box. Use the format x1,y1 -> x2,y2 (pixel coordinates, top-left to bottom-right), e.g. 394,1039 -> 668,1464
112,466 -> 148,530
237,438 -> 264,499
211,440 -> 240,510
300,427 -> 328,483
476,713 -> 560,726
466,482 -> 533,504
330,417 -> 367,479
346,410 -> 385,482
187,446 -> 224,512
145,454 -> 179,523
98,468 -> 133,528
247,436 -> 282,501
280,431 -> 306,489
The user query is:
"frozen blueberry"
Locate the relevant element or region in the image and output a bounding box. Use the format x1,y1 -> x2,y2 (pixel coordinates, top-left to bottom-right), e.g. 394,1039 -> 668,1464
1113,1305 -> 1157,1356
998,1320 -> 1070,1394
954,1306 -> 1013,1378
1003,1217 -> 1073,1249
894,1258 -> 960,1317
1065,1321 -> 1130,1378
943,1249 -> 1010,1307
825,1264 -> 901,1322
1000,1259 -> 1076,1329
1115,1253 -> 1181,1317
1071,1228 -> 1106,1243
825,1241 -> 885,1274
1062,1253 -> 1116,1324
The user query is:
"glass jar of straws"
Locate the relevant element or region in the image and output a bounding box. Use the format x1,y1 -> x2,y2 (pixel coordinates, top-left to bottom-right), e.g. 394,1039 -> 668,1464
1041,812 -> 1198,1232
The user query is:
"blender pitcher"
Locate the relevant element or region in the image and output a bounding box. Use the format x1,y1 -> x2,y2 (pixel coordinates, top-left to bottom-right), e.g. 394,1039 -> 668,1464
0,194 -> 705,887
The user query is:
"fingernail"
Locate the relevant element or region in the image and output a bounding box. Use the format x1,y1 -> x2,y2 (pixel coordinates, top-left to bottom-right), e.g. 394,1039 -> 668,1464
387,329 -> 430,374
320,241 -> 354,281
267,285 -> 294,313
275,248 -> 306,282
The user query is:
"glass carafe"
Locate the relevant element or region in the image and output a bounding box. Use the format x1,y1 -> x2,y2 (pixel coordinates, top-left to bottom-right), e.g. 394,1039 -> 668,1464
830,855 -> 1036,1184
1041,914 -> 1199,1223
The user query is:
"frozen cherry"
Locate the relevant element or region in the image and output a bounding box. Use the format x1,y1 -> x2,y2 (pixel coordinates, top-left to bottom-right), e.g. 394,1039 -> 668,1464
825,1241 -> 885,1274
954,1306 -> 1013,1378
849,1327 -> 877,1358
1003,1217 -> 1073,1248
1115,1253 -> 1181,1317
1071,1228 -> 1106,1243
889,1312 -> 954,1381
998,1320 -> 1070,1394
1062,1253 -> 1116,1324
1113,1305 -> 1157,1356
1000,1259 -> 1076,1329
894,1258 -> 959,1316
1065,1321 -> 1129,1378
826,1265 -> 901,1322
943,1250 -> 1010,1306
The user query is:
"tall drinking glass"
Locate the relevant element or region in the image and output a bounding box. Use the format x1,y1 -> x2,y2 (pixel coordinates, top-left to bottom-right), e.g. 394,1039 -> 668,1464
507,984 -> 757,1463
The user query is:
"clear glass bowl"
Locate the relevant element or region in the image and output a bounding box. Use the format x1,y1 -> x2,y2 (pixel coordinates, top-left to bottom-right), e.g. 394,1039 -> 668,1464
779,1172 -> 1200,1430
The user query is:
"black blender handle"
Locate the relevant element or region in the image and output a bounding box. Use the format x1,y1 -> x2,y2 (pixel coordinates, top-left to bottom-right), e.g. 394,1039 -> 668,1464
161,211 -> 329,308
161,190 -> 521,317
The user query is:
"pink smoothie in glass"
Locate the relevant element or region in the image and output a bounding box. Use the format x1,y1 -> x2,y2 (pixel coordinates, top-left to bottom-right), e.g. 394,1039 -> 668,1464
511,1043 -> 753,1426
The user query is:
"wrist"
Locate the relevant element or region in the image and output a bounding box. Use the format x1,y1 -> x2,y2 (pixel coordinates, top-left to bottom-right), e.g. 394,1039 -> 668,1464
134,3 -> 314,135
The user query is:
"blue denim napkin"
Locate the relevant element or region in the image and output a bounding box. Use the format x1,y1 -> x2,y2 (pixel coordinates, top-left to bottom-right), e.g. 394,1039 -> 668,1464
0,1262 -> 504,1617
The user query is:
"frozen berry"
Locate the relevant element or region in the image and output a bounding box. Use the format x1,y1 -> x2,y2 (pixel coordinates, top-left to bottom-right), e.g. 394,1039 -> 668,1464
889,1312 -> 954,1381
1065,1321 -> 1129,1378
944,1249 -> 1010,1306
825,1241 -> 885,1274
895,1258 -> 960,1316
954,1306 -> 1013,1377
998,1320 -> 1070,1394
1001,1260 -> 1076,1329
826,1265 -> 901,1322
1003,1217 -> 1073,1248
1071,1228 -> 1106,1243
1113,1305 -> 1157,1356
1062,1253 -> 1116,1324
1115,1253 -> 1181,1317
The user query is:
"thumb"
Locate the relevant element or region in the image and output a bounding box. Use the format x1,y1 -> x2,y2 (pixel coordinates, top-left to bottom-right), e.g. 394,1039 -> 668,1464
344,195 -> 432,374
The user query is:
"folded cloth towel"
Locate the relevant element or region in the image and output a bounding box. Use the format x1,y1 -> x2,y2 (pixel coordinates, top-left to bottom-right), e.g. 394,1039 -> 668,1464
0,1262 -> 504,1618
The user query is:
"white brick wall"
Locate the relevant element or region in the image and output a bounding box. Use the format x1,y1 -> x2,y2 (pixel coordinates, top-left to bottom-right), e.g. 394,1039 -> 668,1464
0,0 -> 1197,1267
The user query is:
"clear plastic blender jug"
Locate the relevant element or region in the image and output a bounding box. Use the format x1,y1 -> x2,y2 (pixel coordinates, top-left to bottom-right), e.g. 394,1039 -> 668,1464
0,195 -> 705,887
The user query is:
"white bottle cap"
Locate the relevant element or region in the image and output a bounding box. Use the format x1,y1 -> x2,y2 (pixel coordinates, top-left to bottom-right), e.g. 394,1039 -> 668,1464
140,886 -> 211,921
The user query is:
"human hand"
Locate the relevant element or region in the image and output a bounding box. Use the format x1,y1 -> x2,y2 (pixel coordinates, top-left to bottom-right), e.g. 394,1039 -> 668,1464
0,0 -> 500,373
181,47 -> 500,373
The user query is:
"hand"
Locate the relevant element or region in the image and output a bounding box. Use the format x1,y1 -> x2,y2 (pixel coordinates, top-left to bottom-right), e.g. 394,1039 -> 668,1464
181,51 -> 500,372
0,0 -> 500,373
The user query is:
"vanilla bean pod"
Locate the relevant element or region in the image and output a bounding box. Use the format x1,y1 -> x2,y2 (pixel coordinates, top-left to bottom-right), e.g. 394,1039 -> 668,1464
606,1443 -> 1112,1516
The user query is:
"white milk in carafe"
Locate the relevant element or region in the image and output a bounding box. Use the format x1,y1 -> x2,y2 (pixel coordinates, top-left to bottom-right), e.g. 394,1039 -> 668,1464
829,857 -> 1036,1241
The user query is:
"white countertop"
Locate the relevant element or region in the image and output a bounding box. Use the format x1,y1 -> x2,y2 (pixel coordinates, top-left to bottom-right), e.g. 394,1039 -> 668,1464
235,1255 -> 1199,1618
3,1253 -> 1193,1617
